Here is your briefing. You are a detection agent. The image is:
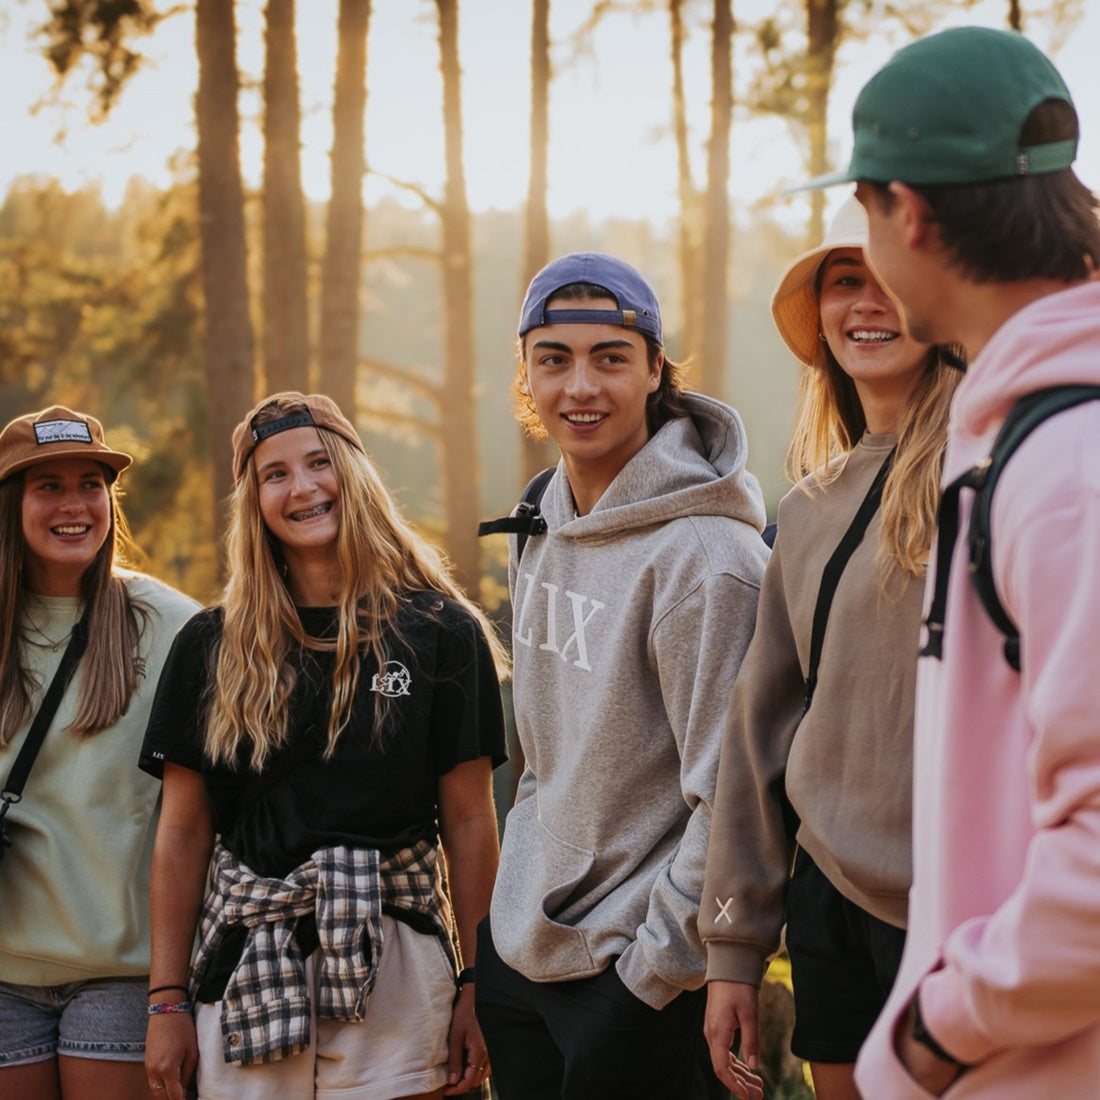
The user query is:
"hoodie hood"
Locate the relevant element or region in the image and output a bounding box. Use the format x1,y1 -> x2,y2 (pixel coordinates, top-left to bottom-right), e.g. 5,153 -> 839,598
541,391 -> 766,541
945,280 -> 1100,482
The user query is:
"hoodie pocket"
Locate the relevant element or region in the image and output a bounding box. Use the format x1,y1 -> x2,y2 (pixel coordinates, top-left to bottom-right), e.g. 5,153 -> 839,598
493,808 -> 598,979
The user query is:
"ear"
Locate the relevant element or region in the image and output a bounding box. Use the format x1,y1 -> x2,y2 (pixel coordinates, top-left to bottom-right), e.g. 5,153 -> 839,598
649,351 -> 664,392
887,181 -> 935,250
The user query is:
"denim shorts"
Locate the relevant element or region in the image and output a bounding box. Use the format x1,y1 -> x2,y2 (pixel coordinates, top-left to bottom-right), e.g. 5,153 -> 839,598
0,976 -> 148,1065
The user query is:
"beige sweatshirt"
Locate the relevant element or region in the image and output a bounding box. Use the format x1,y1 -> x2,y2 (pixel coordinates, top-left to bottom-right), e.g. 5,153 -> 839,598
702,433 -> 923,986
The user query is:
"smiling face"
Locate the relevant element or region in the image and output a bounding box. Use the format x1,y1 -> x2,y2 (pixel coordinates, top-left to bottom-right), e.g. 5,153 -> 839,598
21,458 -> 112,596
254,426 -> 341,562
524,297 -> 661,509
817,247 -> 932,422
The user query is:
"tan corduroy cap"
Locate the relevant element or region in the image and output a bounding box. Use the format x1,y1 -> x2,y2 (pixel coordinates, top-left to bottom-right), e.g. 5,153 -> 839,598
770,197 -> 869,367
231,392 -> 364,481
0,405 -> 132,483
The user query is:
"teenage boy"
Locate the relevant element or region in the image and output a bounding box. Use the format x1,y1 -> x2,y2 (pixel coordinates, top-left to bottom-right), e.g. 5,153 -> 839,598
475,253 -> 769,1099
805,26 -> 1100,1099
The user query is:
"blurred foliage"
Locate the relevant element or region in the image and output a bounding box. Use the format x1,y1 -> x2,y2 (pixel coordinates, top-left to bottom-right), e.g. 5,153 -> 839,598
35,0 -> 182,122
0,174 -> 214,598
0,174 -> 803,607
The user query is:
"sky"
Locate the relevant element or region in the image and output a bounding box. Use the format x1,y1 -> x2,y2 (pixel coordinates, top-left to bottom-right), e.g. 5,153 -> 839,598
1,0 -> 1097,230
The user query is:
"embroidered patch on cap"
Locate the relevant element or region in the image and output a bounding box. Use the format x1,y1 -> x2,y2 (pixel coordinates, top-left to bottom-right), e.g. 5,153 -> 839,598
33,419 -> 94,445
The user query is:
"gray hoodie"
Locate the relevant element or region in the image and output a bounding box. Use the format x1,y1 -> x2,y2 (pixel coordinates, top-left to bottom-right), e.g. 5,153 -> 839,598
491,392 -> 768,1009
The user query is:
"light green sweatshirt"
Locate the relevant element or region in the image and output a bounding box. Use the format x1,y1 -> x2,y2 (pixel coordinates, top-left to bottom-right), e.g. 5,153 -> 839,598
0,572 -> 198,985
491,393 -> 769,1010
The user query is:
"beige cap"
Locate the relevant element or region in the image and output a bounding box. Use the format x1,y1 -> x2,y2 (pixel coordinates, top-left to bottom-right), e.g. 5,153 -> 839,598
770,197 -> 869,367
0,405 -> 132,483
232,392 -> 364,481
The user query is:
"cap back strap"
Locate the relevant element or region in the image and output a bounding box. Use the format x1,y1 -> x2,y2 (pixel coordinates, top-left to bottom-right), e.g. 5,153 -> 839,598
250,409 -> 316,443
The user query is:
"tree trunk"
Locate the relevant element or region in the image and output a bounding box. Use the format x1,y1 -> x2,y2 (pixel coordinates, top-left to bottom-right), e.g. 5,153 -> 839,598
262,0 -> 309,394
805,0 -> 839,246
320,0 -> 370,416
521,0 -> 556,485
436,0 -> 480,595
670,0 -> 702,370
195,0 -> 256,578
699,0 -> 732,399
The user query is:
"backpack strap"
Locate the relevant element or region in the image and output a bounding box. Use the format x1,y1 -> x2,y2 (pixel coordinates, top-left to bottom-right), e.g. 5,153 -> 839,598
921,471 -> 971,662
477,467 -> 554,563
803,448 -> 895,711
925,385 -> 1100,671
1,610 -> 91,860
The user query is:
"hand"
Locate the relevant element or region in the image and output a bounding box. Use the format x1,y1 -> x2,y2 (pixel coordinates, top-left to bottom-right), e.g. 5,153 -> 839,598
704,980 -> 764,1099
145,1013 -> 199,1100
894,1000 -> 965,1097
443,984 -> 491,1096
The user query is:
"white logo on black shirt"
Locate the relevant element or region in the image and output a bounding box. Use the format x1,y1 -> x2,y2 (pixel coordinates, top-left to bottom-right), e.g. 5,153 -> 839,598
371,661 -> 412,697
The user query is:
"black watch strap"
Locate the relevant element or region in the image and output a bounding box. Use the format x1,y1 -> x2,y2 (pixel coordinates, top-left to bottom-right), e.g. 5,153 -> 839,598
910,990 -> 969,1069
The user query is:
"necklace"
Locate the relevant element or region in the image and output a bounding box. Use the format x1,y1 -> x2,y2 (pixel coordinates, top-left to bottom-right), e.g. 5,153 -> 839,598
23,614 -> 75,653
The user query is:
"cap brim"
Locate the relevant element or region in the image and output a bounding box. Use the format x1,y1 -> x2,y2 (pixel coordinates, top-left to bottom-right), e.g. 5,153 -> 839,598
782,168 -> 856,195
2,447 -> 132,482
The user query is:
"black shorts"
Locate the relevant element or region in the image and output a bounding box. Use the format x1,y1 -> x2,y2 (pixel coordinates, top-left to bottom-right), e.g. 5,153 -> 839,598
785,847 -> 906,1064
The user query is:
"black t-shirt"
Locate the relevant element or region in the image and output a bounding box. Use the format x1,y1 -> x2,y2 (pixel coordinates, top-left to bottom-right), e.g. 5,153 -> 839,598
140,591 -> 507,878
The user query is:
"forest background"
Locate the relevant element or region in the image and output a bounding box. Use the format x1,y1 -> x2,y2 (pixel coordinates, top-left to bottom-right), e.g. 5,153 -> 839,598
1,0 -> 1094,616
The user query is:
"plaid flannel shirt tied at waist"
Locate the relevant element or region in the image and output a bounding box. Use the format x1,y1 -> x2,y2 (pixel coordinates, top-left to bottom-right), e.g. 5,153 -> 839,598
190,838 -> 452,1066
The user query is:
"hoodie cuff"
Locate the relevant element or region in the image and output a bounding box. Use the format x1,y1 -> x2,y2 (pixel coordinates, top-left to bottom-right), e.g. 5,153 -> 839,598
704,941 -> 768,986
917,966 -> 1000,1067
615,945 -> 684,1010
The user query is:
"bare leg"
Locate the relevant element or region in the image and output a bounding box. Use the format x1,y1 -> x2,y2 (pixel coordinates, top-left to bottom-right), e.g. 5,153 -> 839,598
0,1059 -> 62,1100
58,1055 -> 156,1100
809,1061 -> 862,1100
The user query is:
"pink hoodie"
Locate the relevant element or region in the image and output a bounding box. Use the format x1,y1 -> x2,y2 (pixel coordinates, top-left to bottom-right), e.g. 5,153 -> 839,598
856,279 -> 1100,1098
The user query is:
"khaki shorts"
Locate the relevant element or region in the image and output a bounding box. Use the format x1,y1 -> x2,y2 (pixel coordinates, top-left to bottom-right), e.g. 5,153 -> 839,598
194,914 -> 454,1099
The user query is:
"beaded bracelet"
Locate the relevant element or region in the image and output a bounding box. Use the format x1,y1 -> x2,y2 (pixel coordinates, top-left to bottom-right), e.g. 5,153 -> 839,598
148,1001 -> 193,1015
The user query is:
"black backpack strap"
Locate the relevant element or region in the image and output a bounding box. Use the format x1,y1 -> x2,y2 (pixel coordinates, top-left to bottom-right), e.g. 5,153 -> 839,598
967,385 -> 1100,671
924,385 -> 1100,672
921,470 -> 971,662
1,610 -> 91,859
804,448 -> 895,711
477,467 -> 554,562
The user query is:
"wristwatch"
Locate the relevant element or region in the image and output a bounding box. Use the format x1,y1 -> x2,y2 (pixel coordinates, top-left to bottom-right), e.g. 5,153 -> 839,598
910,990 -> 970,1071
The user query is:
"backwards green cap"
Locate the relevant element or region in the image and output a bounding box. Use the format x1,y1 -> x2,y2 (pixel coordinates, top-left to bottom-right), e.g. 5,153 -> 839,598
801,26 -> 1076,190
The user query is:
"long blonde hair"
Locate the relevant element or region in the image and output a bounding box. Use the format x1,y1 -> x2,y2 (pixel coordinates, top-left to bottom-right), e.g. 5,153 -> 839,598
786,340 -> 961,579
206,405 -> 509,771
0,472 -> 147,746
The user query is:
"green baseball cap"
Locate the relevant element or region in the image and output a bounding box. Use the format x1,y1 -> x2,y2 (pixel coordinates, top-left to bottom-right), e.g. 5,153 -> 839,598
800,26 -> 1077,190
